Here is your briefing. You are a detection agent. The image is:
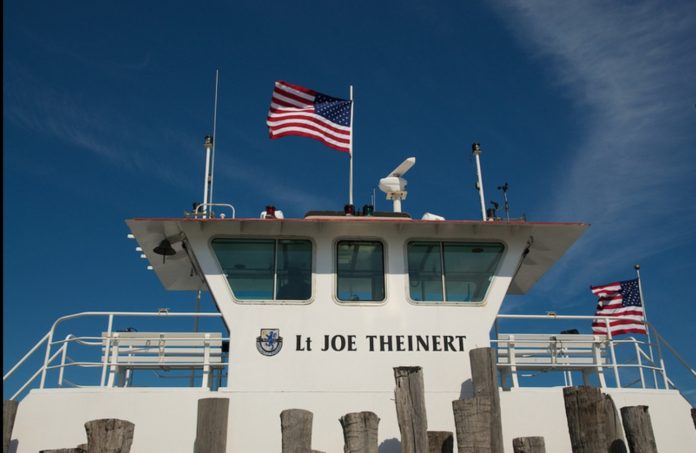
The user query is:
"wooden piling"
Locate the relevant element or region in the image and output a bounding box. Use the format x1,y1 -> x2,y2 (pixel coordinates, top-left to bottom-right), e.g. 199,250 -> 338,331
427,431 -> 453,453
3,400 -> 19,453
84,419 -> 134,453
512,437 -> 546,453
339,411 -> 380,453
393,366 -> 428,453
601,394 -> 627,453
562,386 -> 606,453
468,347 -> 504,453
193,398 -> 229,453
280,409 -> 313,453
620,406 -> 658,453
452,397 -> 494,453
39,449 -> 85,453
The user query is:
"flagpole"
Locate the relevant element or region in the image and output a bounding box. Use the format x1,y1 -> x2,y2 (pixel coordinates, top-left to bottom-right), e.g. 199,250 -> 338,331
635,264 -> 658,386
349,85 -> 354,207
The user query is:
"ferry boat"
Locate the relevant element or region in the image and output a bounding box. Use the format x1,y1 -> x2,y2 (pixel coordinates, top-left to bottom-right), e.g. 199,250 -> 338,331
4,145 -> 695,452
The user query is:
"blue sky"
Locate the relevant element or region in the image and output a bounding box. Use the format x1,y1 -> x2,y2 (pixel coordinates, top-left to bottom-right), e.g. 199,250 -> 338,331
4,1 -> 695,402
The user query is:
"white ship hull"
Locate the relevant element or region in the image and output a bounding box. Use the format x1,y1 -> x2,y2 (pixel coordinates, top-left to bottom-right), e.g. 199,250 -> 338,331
11,386 -> 695,452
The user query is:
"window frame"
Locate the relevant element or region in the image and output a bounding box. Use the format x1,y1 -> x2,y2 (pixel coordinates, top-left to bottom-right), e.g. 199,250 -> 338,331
333,237 -> 388,305
210,236 -> 315,305
405,239 -> 505,306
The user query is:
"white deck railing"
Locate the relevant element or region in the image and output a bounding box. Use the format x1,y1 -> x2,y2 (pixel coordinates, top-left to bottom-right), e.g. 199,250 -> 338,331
5,311 -> 694,401
493,314 -> 696,391
3,311 -> 228,401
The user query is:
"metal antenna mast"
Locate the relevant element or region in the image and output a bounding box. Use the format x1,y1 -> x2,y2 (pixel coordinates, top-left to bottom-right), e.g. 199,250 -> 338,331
498,182 -> 510,221
209,69 -> 220,213
201,70 -> 220,219
472,143 -> 487,221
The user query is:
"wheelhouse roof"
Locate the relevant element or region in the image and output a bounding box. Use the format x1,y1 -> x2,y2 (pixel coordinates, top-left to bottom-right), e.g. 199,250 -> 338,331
126,217 -> 588,295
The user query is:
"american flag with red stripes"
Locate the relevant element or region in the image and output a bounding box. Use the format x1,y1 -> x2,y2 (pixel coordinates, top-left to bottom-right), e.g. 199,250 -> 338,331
591,278 -> 647,336
266,81 -> 352,153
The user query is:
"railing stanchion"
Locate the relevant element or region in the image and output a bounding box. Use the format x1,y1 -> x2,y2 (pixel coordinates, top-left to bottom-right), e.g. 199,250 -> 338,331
654,332 -> 669,389
634,339 -> 645,389
605,318 -> 621,388
39,327 -> 55,389
57,336 -> 72,387
100,314 -> 115,387
648,324 -> 658,388
202,333 -> 211,389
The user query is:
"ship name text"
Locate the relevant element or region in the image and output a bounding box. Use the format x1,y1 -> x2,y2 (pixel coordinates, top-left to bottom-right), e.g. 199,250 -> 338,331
295,334 -> 467,352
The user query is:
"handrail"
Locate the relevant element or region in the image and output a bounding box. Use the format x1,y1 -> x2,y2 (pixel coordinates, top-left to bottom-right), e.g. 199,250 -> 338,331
11,347 -> 66,401
650,327 -> 696,378
497,314 -> 646,320
4,311 -> 227,400
192,203 -> 236,219
494,313 -> 695,390
3,331 -> 51,381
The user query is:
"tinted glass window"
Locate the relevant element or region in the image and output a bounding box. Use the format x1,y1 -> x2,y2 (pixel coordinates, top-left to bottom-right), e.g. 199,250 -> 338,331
408,242 -> 503,302
276,240 -> 312,300
337,241 -> 385,302
212,239 -> 312,301
407,242 -> 443,301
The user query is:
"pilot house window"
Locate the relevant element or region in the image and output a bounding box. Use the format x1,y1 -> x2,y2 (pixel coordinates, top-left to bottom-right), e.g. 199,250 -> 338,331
212,239 -> 312,301
407,242 -> 503,303
337,240 -> 385,302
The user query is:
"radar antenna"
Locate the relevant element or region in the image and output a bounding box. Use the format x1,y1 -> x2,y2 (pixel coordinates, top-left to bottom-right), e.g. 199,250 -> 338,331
378,157 -> 416,213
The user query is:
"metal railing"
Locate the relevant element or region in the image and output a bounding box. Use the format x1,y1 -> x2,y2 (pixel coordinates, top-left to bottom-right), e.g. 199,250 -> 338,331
3,311 -> 227,401
493,314 -> 696,390
190,203 -> 236,219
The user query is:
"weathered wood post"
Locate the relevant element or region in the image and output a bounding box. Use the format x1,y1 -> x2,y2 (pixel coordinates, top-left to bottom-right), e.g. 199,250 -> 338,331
3,400 -> 19,453
339,411 -> 380,453
84,419 -> 134,453
562,386 -> 606,453
280,409 -> 313,453
393,366 -> 428,453
512,437 -> 546,453
453,396 -> 494,453
194,397 -> 229,453
452,347 -> 505,453
601,394 -> 627,453
620,406 -> 658,453
427,431 -> 453,453
39,449 -> 85,453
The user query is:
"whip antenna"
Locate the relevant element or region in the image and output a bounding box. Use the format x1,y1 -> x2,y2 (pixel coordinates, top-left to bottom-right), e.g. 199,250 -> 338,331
201,70 -> 220,219
497,182 -> 510,221
209,69 -> 220,213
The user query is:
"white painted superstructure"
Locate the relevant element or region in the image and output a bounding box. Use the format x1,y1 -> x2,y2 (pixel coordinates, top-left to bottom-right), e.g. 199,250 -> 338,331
5,214 -> 695,452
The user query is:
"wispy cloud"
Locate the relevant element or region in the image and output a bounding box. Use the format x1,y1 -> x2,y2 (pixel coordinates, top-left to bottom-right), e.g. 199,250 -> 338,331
4,60 -> 197,191
5,58 -> 336,212
5,63 -> 114,159
490,1 -> 696,291
218,159 -> 339,216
